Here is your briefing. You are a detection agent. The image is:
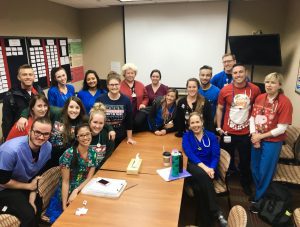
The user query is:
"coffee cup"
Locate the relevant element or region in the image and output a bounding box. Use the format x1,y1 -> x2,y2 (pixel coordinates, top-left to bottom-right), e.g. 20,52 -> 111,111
162,151 -> 171,167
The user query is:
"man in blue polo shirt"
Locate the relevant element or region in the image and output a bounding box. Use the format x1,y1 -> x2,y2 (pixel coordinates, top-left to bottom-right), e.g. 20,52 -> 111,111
198,65 -> 220,121
0,117 -> 52,227
211,53 -> 236,89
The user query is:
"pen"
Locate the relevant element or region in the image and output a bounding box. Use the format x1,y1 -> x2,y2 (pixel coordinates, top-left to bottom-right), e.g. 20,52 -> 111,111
124,183 -> 138,191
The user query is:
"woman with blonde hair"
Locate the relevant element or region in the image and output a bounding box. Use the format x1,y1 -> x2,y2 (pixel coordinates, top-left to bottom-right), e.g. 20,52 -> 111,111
182,112 -> 227,227
249,72 -> 293,212
120,63 -> 149,131
89,102 -> 115,169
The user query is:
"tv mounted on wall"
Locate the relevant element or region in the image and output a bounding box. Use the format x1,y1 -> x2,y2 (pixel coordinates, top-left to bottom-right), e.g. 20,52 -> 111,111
228,34 -> 282,66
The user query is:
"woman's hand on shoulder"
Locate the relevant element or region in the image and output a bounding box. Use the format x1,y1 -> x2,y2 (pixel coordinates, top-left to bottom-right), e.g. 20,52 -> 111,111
16,117 -> 29,131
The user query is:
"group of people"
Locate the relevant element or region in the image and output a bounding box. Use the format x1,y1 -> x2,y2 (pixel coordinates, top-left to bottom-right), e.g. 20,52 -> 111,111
0,52 -> 293,227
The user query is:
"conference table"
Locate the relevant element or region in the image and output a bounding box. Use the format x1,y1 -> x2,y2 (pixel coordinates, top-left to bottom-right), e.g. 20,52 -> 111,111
101,132 -> 187,174
53,132 -> 186,227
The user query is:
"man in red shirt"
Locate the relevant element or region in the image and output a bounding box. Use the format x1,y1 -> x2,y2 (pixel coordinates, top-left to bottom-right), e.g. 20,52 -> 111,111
216,63 -> 261,195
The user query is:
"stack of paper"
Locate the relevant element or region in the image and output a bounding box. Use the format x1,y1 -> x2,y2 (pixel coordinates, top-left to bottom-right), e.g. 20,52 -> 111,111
81,177 -> 127,198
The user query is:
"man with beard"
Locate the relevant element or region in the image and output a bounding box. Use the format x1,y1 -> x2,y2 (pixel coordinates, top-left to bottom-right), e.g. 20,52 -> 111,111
0,117 -> 52,227
198,65 -> 220,121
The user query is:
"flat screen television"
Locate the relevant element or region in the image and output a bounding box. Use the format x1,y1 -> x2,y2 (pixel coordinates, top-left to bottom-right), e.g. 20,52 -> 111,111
228,34 -> 282,66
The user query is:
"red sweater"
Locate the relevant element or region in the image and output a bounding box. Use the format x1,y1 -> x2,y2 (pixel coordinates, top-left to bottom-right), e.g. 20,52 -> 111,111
120,80 -> 149,110
6,117 -> 33,141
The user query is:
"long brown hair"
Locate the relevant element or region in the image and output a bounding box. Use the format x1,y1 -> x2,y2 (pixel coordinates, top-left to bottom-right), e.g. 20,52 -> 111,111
186,78 -> 205,113
61,96 -> 87,145
161,88 -> 178,121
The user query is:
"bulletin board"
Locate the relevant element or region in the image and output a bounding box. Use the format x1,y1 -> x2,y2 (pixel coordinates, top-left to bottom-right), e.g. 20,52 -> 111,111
0,36 -> 71,101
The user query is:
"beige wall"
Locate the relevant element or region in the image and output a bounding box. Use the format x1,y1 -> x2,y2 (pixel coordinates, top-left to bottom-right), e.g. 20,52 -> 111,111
228,0 -> 287,83
1,0 -> 80,37
0,0 -> 81,138
79,7 -> 124,79
281,0 -> 300,126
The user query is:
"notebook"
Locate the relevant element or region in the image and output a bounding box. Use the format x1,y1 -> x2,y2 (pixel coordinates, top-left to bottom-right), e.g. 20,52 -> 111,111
81,177 -> 127,198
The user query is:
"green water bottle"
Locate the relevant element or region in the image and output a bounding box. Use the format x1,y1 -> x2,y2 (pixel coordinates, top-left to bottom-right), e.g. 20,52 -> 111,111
171,150 -> 179,177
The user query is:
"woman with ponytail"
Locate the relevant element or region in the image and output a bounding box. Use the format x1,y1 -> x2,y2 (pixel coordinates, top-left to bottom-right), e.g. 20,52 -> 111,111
89,102 -> 115,169
175,78 -> 214,137
45,123 -> 97,223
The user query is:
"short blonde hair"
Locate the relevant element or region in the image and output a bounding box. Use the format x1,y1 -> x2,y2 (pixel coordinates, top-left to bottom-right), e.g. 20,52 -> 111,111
264,72 -> 284,85
121,63 -> 138,77
264,72 -> 284,93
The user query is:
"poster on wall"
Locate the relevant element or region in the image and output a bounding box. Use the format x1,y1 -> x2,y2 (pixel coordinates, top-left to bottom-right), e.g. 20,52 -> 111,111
68,39 -> 84,82
296,60 -> 300,95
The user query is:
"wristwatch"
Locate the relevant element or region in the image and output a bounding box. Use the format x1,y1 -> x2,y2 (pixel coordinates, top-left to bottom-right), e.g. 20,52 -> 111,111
216,128 -> 222,132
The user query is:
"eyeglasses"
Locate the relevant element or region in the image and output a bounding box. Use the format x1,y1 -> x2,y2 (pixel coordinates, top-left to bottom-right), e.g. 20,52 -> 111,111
222,60 -> 234,64
31,129 -> 51,138
108,83 -> 120,87
77,132 -> 92,139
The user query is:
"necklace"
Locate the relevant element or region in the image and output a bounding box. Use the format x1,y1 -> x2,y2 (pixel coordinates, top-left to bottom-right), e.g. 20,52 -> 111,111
194,133 -> 210,151
97,133 -> 101,148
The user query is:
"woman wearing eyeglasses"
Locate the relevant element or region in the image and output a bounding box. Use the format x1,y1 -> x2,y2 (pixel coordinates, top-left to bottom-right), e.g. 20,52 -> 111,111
249,73 -> 293,211
6,94 -> 50,141
96,72 -> 136,147
45,123 -> 97,223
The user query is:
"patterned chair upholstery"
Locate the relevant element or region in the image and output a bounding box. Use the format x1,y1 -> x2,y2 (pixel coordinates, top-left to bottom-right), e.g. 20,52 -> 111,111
294,208 -> 300,227
0,214 -> 20,227
213,148 -> 232,208
273,163 -> 300,185
0,167 -> 61,226
38,166 -> 61,223
228,205 -> 247,227
280,125 -> 300,161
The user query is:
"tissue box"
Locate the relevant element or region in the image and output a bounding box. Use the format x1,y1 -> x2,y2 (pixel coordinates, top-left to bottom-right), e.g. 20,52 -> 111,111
126,158 -> 142,174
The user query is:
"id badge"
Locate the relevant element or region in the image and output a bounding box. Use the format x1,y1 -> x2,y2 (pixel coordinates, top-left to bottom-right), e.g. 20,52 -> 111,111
223,135 -> 231,143
132,92 -> 136,98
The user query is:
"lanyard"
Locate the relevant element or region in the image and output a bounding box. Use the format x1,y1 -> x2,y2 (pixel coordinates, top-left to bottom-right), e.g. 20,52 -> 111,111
261,93 -> 279,115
